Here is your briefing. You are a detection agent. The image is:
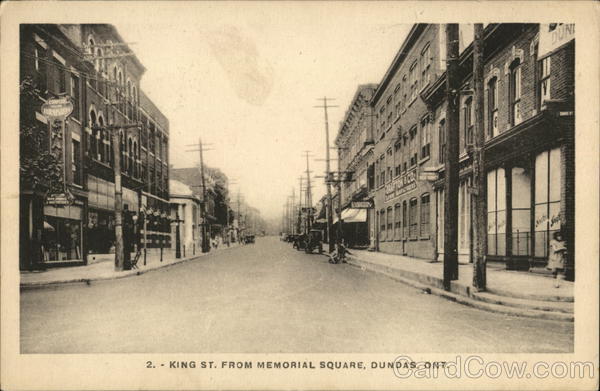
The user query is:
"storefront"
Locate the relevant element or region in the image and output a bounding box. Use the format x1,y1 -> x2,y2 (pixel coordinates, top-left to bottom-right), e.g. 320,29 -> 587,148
334,206 -> 370,249
42,203 -> 84,265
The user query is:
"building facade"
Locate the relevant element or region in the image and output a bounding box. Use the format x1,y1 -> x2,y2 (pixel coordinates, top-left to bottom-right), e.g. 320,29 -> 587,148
169,179 -> 202,258
19,24 -> 170,269
366,23 -> 574,278
334,84 -> 378,249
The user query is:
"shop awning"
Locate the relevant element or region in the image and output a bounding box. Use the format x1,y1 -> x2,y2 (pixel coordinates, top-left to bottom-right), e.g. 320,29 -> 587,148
333,208 -> 367,224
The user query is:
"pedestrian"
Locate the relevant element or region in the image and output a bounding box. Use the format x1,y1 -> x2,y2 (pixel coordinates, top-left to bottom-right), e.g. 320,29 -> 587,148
547,231 -> 567,288
329,239 -> 351,264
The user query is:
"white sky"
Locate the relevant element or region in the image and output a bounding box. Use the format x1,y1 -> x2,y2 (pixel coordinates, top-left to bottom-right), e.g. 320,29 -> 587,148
115,3 -> 412,221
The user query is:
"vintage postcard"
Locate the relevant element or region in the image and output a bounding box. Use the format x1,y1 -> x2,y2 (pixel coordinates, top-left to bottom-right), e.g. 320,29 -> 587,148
1,1 -> 598,390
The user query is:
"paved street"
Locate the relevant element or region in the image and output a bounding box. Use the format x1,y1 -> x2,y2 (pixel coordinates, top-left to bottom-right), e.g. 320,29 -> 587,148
21,237 -> 573,353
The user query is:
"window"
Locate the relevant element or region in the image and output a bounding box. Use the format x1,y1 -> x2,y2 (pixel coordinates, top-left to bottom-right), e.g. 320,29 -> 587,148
487,168 -> 506,256
98,115 -> 105,162
379,209 -> 386,239
420,193 -> 430,237
128,138 -> 133,175
409,61 -> 418,101
463,97 -> 473,147
89,109 -> 98,158
394,203 -> 401,237
402,200 -> 408,238
512,166 -> 532,256
420,43 -> 431,88
539,56 -> 551,107
72,138 -> 81,185
420,116 -> 431,159
488,77 -> 498,138
534,148 -> 561,259
34,41 -> 48,92
386,148 -> 393,183
409,126 -> 417,166
379,155 -> 385,186
119,131 -> 125,171
409,198 -> 418,237
509,59 -> 522,126
438,119 -> 446,164
459,179 -> 471,250
70,75 -> 80,120
387,206 -> 393,233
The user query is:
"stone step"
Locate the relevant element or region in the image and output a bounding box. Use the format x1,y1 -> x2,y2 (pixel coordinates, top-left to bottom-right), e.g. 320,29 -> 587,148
470,291 -> 574,314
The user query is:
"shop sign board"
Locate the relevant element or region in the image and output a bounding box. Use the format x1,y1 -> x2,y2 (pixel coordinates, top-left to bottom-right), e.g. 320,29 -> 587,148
385,170 -> 417,202
351,201 -> 373,209
539,23 -> 575,59
41,96 -> 74,121
45,190 -> 74,206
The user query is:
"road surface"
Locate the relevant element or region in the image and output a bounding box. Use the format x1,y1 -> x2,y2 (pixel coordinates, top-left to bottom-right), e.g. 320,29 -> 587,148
21,237 -> 573,353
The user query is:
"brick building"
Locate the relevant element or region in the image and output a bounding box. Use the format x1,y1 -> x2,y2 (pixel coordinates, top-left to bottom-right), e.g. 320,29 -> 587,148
334,84 -> 377,248
365,23 -> 574,278
19,24 -> 170,269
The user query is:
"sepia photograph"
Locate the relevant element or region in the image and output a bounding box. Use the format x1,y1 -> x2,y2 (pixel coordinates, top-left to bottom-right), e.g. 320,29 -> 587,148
1,1 -> 598,390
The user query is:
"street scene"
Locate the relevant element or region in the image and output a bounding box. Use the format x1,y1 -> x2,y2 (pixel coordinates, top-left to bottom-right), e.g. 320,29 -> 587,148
21,237 -> 573,353
18,21 -> 575,354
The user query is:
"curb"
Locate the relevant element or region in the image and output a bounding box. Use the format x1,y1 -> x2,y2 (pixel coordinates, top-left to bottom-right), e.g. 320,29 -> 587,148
346,256 -> 574,322
20,245 -> 240,290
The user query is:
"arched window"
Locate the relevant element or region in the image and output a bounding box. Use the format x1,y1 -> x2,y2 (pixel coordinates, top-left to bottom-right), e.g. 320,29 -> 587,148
119,131 -> 125,171
90,108 -> 98,158
409,197 -> 418,237
98,115 -> 105,162
133,141 -> 138,177
128,138 -> 133,175
509,58 -> 522,126
487,77 -> 498,138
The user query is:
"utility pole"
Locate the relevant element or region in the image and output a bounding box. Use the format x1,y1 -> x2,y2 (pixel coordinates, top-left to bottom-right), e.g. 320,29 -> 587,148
298,176 -> 304,234
336,147 -> 343,247
92,123 -> 141,271
472,23 -> 487,291
443,24 -> 460,290
186,139 -> 213,253
303,151 -> 314,232
314,97 -> 339,252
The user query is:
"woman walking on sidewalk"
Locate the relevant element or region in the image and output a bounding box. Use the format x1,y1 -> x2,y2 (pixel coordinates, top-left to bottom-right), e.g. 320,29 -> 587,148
547,231 -> 567,288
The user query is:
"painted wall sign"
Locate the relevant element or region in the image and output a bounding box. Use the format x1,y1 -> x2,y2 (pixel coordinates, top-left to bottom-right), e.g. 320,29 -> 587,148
539,23 -> 575,59
385,170 -> 417,202
351,201 -> 373,209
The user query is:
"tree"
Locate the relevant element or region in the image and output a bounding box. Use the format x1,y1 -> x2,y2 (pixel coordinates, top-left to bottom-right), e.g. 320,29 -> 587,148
20,77 -> 63,194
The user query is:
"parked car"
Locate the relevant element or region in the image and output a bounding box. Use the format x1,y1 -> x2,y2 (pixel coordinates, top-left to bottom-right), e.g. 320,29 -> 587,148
244,235 -> 255,244
305,229 -> 324,254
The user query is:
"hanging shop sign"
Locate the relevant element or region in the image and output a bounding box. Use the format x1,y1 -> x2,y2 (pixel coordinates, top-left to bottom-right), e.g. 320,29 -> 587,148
385,170 -> 417,202
41,96 -> 74,121
351,200 -> 373,209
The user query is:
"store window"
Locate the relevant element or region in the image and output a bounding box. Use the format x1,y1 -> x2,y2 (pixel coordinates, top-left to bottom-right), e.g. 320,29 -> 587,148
402,200 -> 408,238
409,198 -> 418,237
509,59 -> 522,126
420,193 -> 430,237
394,203 -> 401,238
512,166 -> 532,256
42,216 -> 82,262
487,168 -> 506,256
534,148 -> 561,258
487,77 -> 498,138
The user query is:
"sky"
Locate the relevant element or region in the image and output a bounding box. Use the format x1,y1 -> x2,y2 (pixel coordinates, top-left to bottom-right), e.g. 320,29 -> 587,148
114,3 -> 412,221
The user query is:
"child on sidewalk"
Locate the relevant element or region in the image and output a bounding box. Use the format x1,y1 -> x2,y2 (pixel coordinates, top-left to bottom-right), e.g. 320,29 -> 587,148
547,231 -> 567,288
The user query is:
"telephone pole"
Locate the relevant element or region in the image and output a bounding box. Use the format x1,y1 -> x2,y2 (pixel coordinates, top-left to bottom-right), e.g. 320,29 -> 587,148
314,97 -> 338,252
472,23 -> 487,291
298,176 -> 304,234
303,151 -> 314,232
186,139 -> 213,253
443,24 -> 460,290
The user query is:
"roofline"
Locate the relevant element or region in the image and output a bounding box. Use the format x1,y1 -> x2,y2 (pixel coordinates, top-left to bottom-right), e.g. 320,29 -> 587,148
371,24 -> 427,106
334,83 -> 378,145
107,25 -> 146,75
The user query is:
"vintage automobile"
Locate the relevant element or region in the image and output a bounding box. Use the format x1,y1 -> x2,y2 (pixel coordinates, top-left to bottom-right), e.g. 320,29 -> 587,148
244,234 -> 255,244
305,229 -> 324,254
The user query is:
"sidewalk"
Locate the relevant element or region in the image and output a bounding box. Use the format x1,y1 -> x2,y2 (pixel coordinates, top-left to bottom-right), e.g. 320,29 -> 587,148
345,249 -> 574,322
20,243 -> 239,289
